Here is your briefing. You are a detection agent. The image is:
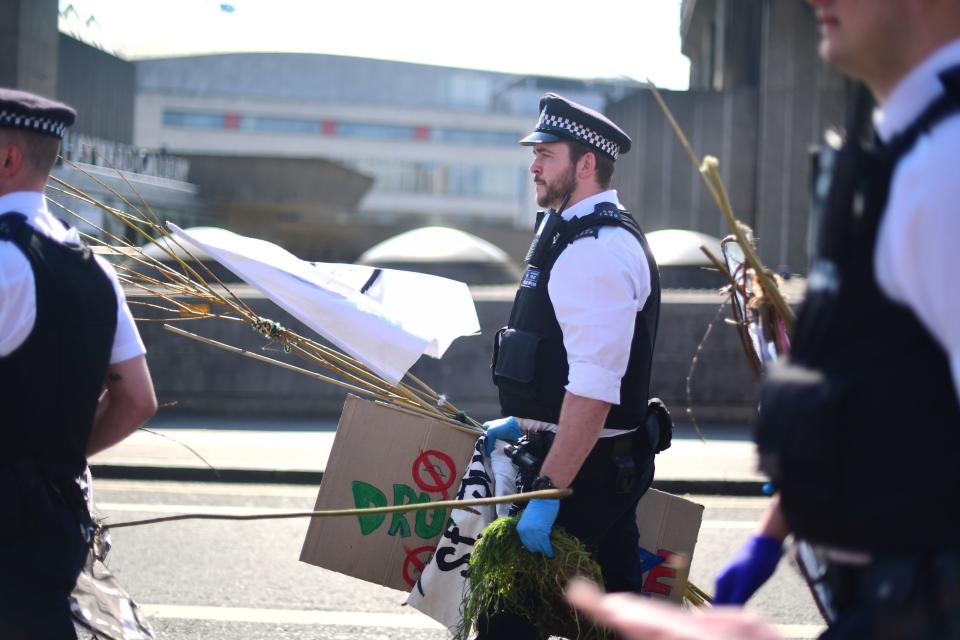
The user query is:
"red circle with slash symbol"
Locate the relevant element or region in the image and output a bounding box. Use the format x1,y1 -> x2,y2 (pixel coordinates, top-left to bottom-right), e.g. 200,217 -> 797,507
411,449 -> 456,499
402,545 -> 436,587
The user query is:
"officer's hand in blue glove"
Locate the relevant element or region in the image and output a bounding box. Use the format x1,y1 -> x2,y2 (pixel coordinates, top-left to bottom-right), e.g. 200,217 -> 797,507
713,534 -> 784,604
516,498 -> 560,558
483,416 -> 522,456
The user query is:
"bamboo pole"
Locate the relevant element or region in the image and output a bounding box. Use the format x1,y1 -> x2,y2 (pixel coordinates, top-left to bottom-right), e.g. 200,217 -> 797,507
102,488 -> 571,530
645,81 -> 795,330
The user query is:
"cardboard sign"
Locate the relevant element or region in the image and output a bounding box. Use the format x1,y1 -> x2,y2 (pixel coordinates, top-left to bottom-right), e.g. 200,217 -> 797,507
636,489 -> 705,602
299,395 -> 478,592
408,463 -> 706,631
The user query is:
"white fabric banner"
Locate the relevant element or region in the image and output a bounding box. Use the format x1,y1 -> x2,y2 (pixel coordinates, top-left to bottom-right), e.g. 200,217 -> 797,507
166,224 -> 480,385
406,437 -> 496,632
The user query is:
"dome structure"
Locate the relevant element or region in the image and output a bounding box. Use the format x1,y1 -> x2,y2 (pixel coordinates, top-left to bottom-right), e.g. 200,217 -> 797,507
646,229 -> 723,266
358,227 -> 520,285
645,229 -> 726,289
359,227 -> 511,264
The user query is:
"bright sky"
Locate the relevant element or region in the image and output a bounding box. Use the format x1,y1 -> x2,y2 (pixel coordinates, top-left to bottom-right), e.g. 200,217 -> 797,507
59,0 -> 691,89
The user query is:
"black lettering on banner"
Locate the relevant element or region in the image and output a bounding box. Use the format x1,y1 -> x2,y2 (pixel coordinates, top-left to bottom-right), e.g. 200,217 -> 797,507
443,524 -> 477,547
436,547 -> 471,575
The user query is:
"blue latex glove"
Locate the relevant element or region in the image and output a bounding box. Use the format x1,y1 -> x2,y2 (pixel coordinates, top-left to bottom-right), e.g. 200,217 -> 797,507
713,534 -> 784,604
483,416 -> 522,456
516,498 -> 560,558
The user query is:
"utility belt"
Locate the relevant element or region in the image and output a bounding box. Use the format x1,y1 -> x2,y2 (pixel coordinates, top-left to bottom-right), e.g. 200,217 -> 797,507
817,548 -> 960,623
506,400 -> 671,496
507,429 -> 645,496
1,458 -> 94,544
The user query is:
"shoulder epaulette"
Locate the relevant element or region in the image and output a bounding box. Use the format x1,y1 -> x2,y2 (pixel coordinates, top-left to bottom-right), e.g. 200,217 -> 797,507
0,212 -> 28,241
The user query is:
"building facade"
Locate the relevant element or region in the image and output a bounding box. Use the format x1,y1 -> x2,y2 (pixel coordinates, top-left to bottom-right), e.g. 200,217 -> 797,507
611,0 -> 848,275
131,53 -> 640,259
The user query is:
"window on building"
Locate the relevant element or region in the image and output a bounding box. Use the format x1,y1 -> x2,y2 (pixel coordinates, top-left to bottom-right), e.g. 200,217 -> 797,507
347,159 -> 521,201
337,122 -> 415,140
246,116 -> 322,134
162,110 -> 519,146
163,111 -> 225,129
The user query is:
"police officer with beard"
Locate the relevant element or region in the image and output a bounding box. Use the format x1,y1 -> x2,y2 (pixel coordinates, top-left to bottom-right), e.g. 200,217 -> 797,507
0,88 -> 157,638
479,93 -> 666,638
709,0 -> 960,638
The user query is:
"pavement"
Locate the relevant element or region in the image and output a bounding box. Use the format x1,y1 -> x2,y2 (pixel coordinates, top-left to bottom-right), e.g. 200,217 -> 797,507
89,414 -> 767,496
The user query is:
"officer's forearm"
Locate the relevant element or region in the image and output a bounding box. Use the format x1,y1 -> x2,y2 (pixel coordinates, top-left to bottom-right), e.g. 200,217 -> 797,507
539,392 -> 610,488
87,355 -> 157,457
758,494 -> 790,541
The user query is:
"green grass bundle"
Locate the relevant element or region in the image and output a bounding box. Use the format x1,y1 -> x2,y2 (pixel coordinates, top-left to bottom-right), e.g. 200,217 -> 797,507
457,516 -> 607,640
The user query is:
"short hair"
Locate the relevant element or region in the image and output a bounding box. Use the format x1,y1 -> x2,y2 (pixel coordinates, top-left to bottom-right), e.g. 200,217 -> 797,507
0,128 -> 60,176
567,140 -> 615,189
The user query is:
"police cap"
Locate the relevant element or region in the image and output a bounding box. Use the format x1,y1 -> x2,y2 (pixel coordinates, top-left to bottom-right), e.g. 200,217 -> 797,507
519,92 -> 631,161
0,87 -> 76,140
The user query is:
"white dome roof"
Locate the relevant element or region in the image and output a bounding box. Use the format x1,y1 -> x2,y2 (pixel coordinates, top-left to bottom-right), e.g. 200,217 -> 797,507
646,229 -> 724,266
358,226 -> 511,264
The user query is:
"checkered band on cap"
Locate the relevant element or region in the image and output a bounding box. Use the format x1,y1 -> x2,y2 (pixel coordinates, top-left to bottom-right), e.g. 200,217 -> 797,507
0,109 -> 69,139
537,111 -> 620,160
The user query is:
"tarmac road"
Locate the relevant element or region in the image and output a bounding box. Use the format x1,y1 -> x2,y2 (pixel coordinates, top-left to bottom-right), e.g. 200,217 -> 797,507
85,479 -> 826,640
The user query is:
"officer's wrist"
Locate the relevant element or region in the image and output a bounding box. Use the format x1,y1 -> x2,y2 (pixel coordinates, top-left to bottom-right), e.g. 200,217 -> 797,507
531,475 -> 557,491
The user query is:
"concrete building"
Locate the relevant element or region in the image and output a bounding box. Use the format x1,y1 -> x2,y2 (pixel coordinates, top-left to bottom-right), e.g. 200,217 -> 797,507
609,0 -> 849,275
131,53 -> 640,259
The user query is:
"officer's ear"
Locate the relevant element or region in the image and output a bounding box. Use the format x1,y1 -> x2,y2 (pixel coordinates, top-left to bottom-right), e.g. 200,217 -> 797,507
0,139 -> 25,178
576,150 -> 597,181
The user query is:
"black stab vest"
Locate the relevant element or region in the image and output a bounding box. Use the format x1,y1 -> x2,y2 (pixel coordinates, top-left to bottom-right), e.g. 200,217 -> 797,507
0,212 -> 117,475
756,67 -> 960,552
492,202 -> 661,428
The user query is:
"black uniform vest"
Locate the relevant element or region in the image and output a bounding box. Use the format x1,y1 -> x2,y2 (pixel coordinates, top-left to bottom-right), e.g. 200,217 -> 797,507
492,202 -> 661,428
756,68 -> 960,552
0,212 -> 117,475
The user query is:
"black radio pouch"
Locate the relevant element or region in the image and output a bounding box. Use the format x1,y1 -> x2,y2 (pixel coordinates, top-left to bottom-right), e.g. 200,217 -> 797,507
644,398 -> 673,454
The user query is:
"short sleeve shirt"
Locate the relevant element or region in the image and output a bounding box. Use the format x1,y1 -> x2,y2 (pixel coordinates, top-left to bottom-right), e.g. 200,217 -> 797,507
0,190 -> 145,362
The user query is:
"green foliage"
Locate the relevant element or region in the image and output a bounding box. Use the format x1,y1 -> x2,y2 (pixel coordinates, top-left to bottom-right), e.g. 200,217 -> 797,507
457,516 -> 607,640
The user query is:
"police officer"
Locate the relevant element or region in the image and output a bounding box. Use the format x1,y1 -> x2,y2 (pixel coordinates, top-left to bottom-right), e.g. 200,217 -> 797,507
0,88 -> 157,638
480,93 -> 664,638
713,1 -> 960,637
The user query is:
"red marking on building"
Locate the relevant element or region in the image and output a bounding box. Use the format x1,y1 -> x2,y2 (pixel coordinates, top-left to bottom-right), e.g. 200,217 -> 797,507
223,113 -> 241,129
414,126 -> 430,140
322,120 -> 338,135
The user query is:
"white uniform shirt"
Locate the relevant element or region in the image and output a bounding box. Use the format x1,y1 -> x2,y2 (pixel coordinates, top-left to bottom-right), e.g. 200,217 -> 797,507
548,189 -> 652,407
0,190 -> 145,362
873,38 -> 960,403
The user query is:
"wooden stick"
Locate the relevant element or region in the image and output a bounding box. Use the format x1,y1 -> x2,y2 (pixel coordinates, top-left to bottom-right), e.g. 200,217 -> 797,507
645,80 -> 795,330
101,488 -> 572,530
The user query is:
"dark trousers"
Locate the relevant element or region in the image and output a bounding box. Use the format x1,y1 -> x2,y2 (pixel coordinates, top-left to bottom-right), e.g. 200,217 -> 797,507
476,436 -> 656,639
1,463 -> 89,640
820,552 -> 960,640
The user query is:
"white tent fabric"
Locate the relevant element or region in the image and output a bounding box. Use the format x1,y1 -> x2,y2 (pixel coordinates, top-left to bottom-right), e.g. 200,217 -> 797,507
167,223 -> 480,385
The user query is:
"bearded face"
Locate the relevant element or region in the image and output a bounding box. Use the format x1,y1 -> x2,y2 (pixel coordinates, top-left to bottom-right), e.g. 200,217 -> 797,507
530,142 -> 579,209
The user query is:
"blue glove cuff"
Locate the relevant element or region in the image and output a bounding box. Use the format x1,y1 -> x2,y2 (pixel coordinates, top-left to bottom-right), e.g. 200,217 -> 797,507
516,498 -> 560,558
483,416 -> 522,456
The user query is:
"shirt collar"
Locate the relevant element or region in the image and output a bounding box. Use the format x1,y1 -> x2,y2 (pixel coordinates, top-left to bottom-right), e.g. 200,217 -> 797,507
874,37 -> 960,142
560,189 -> 621,221
0,190 -> 48,223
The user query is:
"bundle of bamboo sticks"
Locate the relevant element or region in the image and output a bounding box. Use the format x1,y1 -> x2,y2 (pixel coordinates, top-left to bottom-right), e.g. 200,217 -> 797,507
48,164 -> 482,433
53,153 -> 714,608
